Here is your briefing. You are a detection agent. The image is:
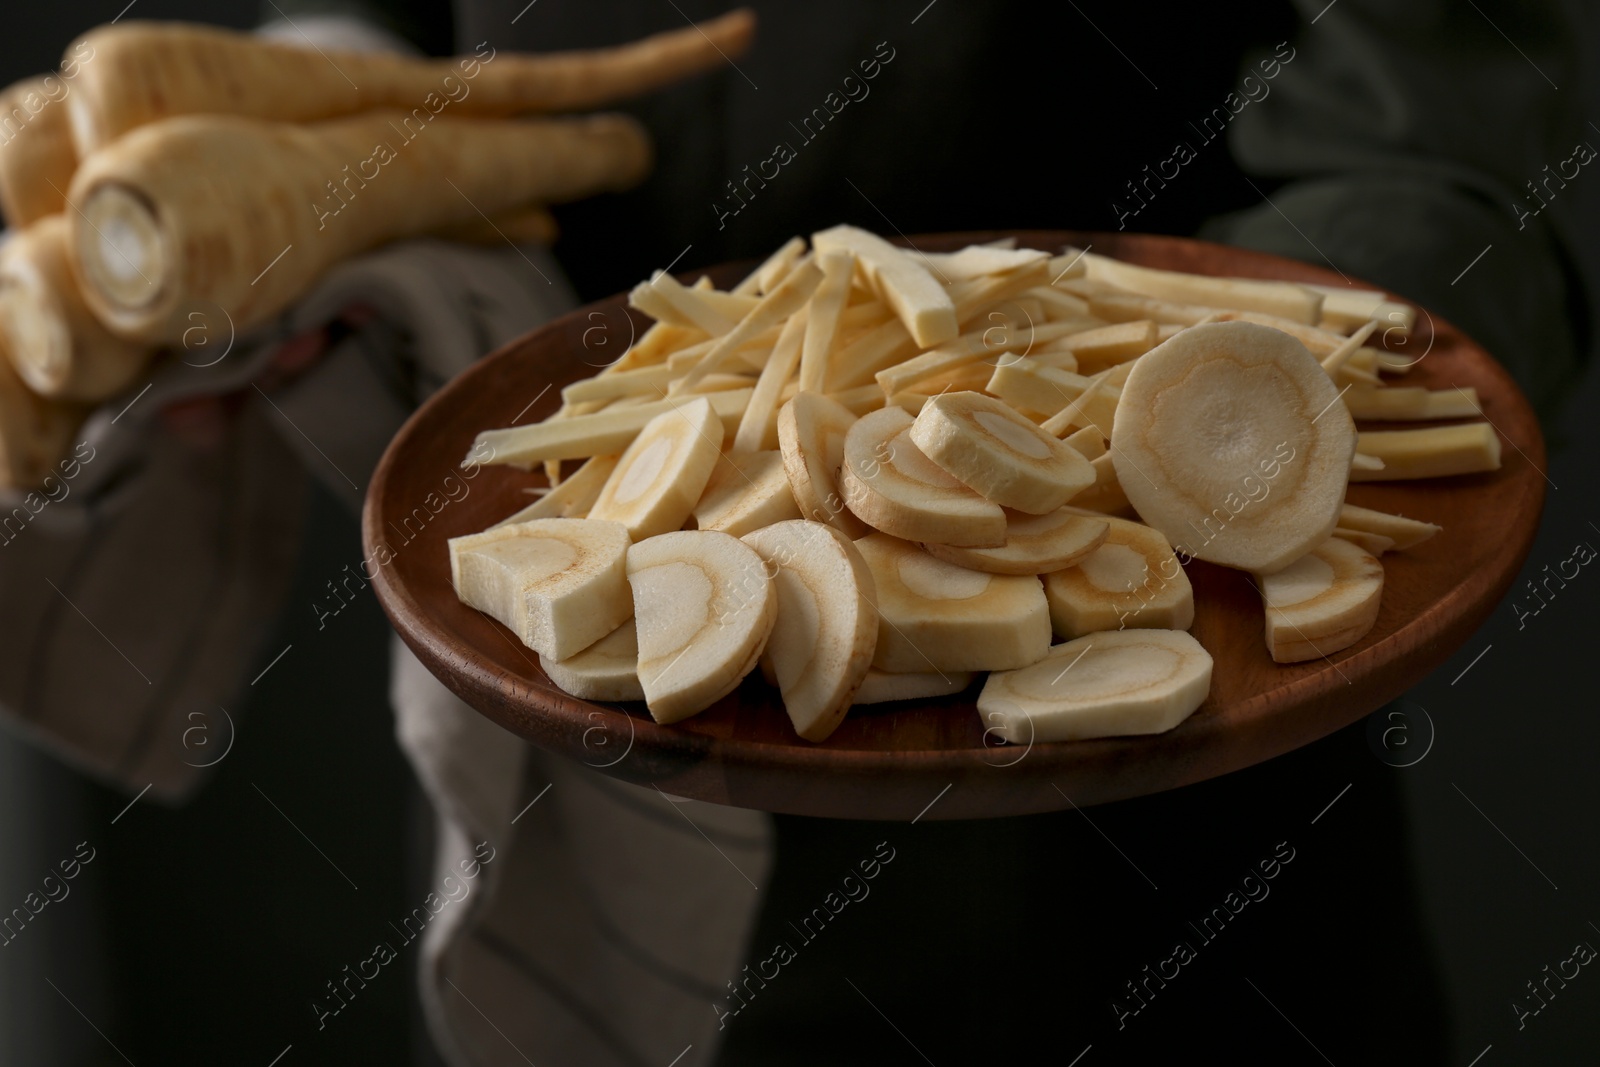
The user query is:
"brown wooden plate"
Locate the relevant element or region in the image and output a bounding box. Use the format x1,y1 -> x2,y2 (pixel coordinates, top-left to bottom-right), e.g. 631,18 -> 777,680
363,231 -> 1545,820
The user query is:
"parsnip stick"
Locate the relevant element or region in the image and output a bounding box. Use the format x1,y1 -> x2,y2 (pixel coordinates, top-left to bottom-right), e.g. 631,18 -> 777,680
733,308 -> 806,453
0,216 -> 153,401
825,384 -> 885,416
638,272 -> 753,334
67,10 -> 757,154
1051,320 -> 1157,374
1083,288 -> 1219,326
743,236 -> 807,295
1349,423 -> 1501,481
908,246 -> 1047,281
71,111 -> 652,343
493,455 -> 620,525
1338,502 -> 1441,550
0,76 -> 78,226
609,321 -> 706,372
1345,386 -> 1481,421
562,364 -> 679,405
470,387 -> 752,467
674,258 -> 821,394
985,357 -> 1092,419
1306,283 -> 1415,333
812,225 -> 957,347
1083,253 -> 1323,324
799,251 -> 853,392
1027,285 -> 1095,321
1042,378 -> 1120,438
1319,321 -> 1379,378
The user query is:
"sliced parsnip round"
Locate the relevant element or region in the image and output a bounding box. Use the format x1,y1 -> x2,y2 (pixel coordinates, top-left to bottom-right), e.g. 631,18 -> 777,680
741,520 -> 877,741
589,395 -> 723,540
924,507 -> 1109,575
852,668 -> 974,705
627,530 -> 778,724
978,629 -> 1213,743
777,391 -> 870,538
1257,535 -> 1383,664
908,390 -> 1095,514
1043,513 -> 1193,639
1112,321 -> 1355,573
693,449 -> 802,536
449,518 -> 633,661
539,619 -> 644,702
840,406 -> 1006,547
854,532 -> 1050,673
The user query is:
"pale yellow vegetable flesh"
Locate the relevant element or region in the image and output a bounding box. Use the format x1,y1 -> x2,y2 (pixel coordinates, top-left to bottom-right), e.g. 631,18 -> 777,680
449,517 -> 633,661
539,619 -> 645,702
742,520 -> 877,741
854,533 -> 1050,673
978,629 -> 1212,743
909,390 -> 1095,514
587,395 -> 723,539
1257,536 -> 1384,663
840,406 -> 1006,547
1044,513 -> 1194,639
627,529 -> 777,724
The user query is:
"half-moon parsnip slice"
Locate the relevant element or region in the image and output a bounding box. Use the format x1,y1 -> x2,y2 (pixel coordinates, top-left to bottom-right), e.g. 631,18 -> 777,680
742,520 -> 877,740
1256,535 -> 1383,663
840,406 -> 1006,547
450,517 -> 634,661
627,529 -> 778,723
777,390 -> 869,537
588,395 -> 723,539
854,533 -> 1050,673
540,619 -> 644,702
852,668 -> 974,705
977,629 -> 1213,743
924,507 -> 1109,575
909,391 -> 1095,514
1043,513 -> 1193,639
693,449 -> 802,536
1112,320 -> 1355,573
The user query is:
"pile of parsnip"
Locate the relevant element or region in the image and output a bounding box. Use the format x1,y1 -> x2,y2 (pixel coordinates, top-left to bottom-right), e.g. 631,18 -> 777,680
0,9 -> 756,487
450,225 -> 1498,745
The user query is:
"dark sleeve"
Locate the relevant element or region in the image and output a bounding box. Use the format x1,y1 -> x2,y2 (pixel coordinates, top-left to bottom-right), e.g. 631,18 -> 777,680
1202,0 -> 1590,425
258,0 -> 455,54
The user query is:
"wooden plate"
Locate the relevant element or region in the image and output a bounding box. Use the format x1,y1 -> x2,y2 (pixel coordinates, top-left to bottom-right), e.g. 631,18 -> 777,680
363,231 -> 1544,820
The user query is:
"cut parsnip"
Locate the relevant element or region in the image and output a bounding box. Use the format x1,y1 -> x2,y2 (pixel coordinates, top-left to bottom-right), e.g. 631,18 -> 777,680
909,246 -> 1047,280
1049,320 -> 1158,374
855,533 -> 1050,673
627,529 -> 777,723
1070,452 -> 1134,515
1043,513 -> 1193,638
986,356 -> 1092,420
1350,453 -> 1385,473
450,518 -> 633,661
925,507 -> 1109,575
675,260 -> 822,394
1349,423 -> 1501,481
1040,375 -> 1119,439
1084,253 -> 1323,324
1257,536 -> 1383,663
1338,502 -> 1440,551
852,669 -> 974,705
778,391 -> 869,537
1063,426 -> 1107,460
1112,321 -> 1355,573
909,391 -> 1094,514
812,224 -> 957,347
840,406 -> 1006,547
1083,288 -> 1217,327
470,387 -> 751,467
693,449 -> 801,536
585,397 -> 718,540
735,236 -> 805,295
731,309 -> 806,453
539,619 -> 644,702
1331,527 -> 1396,555
799,251 -> 853,392
1343,386 -> 1481,421
494,455 -> 619,526
977,629 -> 1212,743
742,520 -> 877,740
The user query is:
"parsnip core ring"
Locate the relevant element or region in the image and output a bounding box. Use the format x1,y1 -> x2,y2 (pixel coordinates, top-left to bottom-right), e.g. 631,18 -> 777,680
77,183 -> 166,312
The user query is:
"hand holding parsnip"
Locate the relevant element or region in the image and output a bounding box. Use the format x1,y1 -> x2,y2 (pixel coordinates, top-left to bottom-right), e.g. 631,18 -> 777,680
451,226 -> 1496,744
